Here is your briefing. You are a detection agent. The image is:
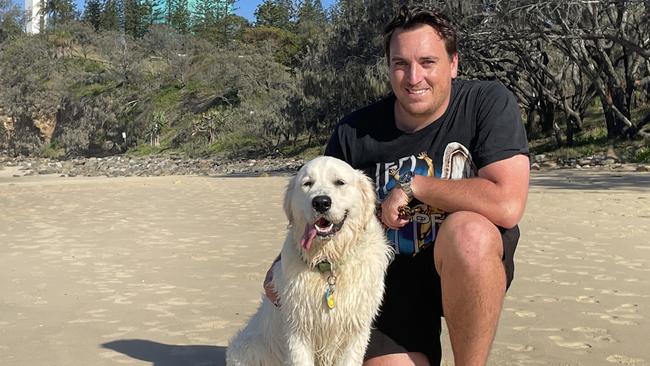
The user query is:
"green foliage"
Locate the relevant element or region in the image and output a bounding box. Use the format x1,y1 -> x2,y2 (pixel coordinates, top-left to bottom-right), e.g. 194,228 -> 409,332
41,0 -> 77,30
167,0 -> 191,33
82,0 -> 102,31
0,0 -> 24,43
100,0 -> 119,31
1,1 -> 648,160
208,132 -> 266,157
127,143 -> 164,156
255,0 -> 293,30
40,144 -> 66,159
635,147 -> 650,163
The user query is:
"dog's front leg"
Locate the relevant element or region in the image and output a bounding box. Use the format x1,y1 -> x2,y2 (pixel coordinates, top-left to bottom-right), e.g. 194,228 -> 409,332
286,333 -> 314,366
335,329 -> 371,366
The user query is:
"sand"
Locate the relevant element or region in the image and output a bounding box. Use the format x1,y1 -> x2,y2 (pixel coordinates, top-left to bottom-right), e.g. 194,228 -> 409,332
0,168 -> 648,365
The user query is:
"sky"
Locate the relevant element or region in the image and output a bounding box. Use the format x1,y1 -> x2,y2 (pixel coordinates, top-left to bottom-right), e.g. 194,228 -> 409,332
13,0 -> 336,22
236,0 -> 336,22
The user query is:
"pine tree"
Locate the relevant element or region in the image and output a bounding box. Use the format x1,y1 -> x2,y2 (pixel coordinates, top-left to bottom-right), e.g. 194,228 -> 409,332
254,0 -> 293,30
41,0 -> 77,30
124,0 -> 150,38
167,0 -> 190,33
82,0 -> 102,31
100,0 -> 119,31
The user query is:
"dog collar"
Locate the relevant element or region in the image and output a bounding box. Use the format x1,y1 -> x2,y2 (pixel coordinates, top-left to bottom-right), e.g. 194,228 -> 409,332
316,260 -> 337,310
317,260 -> 332,273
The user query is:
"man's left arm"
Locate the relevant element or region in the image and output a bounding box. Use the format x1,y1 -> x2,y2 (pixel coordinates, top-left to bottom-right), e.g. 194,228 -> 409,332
380,154 -> 529,230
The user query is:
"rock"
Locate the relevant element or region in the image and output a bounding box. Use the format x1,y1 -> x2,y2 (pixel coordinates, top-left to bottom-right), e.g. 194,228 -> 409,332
636,165 -> 649,172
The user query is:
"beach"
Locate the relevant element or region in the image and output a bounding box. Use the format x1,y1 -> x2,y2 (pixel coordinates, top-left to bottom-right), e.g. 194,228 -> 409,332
0,168 -> 648,365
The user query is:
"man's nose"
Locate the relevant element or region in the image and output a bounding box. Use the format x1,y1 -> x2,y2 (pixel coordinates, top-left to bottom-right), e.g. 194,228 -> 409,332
407,64 -> 423,85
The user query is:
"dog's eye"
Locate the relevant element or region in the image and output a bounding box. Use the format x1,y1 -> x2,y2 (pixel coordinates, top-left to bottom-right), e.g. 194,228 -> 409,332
303,181 -> 313,187
334,179 -> 346,186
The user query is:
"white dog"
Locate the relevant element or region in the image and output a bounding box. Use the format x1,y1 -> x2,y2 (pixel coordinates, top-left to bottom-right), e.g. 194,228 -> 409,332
227,156 -> 393,366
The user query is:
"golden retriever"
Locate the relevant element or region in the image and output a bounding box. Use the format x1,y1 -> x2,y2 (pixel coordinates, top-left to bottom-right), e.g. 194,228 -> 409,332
227,156 -> 392,365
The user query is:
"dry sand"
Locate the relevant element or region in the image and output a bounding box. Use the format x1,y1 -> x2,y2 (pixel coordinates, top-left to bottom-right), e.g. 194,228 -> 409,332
0,167 -> 649,365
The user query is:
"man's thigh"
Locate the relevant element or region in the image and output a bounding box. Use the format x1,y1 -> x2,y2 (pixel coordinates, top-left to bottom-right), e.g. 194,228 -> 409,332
365,222 -> 520,364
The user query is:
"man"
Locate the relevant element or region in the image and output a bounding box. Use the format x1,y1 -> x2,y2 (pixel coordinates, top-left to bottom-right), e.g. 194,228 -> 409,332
266,5 -> 529,366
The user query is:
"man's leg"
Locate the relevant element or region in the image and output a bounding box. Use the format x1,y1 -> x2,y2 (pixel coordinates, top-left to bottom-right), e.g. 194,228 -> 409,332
434,211 -> 506,366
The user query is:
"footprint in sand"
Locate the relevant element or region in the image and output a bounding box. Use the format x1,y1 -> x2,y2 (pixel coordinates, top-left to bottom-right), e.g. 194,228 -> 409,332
572,327 -> 617,343
548,335 -> 592,349
594,274 -> 616,281
606,354 -> 645,364
576,295 -> 599,303
504,343 -> 534,352
515,310 -> 537,318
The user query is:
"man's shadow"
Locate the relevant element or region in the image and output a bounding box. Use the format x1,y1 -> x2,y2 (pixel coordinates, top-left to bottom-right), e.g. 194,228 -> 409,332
102,339 -> 226,366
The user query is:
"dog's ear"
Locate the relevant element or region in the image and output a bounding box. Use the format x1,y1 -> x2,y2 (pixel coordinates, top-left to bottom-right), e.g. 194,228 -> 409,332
283,174 -> 296,224
357,170 -> 377,225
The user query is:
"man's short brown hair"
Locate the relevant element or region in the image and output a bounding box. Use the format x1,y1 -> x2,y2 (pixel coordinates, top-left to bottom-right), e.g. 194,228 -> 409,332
383,5 -> 458,61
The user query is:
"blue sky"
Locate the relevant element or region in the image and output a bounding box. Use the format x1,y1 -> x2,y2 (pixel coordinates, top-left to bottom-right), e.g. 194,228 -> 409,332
13,0 -> 336,22
236,0 -> 336,22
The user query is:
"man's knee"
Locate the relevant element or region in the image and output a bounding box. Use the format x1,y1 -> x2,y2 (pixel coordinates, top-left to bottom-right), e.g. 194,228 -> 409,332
433,211 -> 503,272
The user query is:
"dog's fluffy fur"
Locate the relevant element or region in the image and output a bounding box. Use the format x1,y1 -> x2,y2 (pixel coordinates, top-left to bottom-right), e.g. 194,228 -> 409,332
227,156 -> 393,366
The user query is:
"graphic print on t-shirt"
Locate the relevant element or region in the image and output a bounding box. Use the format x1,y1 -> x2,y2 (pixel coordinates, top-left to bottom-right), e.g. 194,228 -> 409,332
374,142 -> 477,256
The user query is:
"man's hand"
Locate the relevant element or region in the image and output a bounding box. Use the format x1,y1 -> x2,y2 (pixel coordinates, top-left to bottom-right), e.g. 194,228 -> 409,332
380,186 -> 411,230
264,259 -> 281,307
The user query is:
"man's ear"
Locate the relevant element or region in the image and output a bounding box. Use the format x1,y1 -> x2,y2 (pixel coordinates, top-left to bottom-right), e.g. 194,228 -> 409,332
283,175 -> 296,224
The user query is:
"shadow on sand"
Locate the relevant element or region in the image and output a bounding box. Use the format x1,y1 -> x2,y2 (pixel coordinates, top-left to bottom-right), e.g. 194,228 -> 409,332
102,339 -> 226,366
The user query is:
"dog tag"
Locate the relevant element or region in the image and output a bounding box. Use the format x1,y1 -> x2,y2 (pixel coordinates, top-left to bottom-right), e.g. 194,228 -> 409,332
325,286 -> 335,309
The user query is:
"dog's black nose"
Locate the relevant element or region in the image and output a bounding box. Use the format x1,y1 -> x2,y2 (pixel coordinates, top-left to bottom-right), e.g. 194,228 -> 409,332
312,195 -> 332,213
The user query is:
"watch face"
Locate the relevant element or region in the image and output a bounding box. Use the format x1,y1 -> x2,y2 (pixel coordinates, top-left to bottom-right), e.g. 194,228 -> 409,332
400,170 -> 414,184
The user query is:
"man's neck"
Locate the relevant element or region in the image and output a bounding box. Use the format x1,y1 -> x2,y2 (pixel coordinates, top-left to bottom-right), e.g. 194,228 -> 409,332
394,101 -> 447,133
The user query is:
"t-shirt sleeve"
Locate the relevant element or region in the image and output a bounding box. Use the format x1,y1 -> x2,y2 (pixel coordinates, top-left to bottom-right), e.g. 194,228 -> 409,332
324,122 -> 346,160
473,82 -> 529,169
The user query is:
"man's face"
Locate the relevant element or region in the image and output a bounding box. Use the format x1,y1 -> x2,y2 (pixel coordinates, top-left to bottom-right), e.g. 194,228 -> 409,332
389,24 -> 458,128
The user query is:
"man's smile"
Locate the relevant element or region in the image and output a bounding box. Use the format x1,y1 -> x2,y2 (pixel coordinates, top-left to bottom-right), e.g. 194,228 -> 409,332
406,87 -> 431,96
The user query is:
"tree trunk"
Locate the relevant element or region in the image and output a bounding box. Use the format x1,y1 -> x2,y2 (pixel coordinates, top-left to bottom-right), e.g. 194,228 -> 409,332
526,107 -> 540,140
539,100 -> 555,134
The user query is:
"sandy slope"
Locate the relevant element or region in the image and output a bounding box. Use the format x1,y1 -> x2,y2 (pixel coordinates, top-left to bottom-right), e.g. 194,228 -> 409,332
0,170 -> 648,365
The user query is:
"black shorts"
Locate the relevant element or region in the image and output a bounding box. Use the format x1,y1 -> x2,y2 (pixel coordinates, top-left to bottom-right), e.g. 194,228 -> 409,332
364,225 -> 520,365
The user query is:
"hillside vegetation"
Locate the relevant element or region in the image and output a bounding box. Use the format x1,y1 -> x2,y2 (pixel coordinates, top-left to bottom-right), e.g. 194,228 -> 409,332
1,0 -> 648,162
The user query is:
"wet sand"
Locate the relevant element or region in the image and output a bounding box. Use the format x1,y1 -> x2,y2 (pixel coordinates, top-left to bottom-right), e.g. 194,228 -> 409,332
0,168 -> 648,365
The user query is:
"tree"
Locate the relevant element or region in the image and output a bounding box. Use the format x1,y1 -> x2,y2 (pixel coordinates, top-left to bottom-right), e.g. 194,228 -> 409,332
100,0 -> 119,31
517,1 -> 650,139
167,0 -> 191,33
255,0 -> 293,30
124,0 -> 151,38
0,0 -> 24,43
82,0 -> 102,31
41,0 -> 77,30
0,36 -> 63,155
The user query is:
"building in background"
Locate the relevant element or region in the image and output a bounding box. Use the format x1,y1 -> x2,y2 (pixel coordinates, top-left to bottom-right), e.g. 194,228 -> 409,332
25,0 -> 45,34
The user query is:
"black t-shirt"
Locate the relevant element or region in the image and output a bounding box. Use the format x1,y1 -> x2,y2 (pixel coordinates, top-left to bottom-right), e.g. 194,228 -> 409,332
325,79 -> 529,256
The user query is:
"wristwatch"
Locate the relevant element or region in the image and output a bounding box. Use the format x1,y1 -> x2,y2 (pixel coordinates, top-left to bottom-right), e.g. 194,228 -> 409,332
398,171 -> 414,201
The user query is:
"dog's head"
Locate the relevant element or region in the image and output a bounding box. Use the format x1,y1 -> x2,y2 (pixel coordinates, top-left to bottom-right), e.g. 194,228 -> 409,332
284,156 -> 376,258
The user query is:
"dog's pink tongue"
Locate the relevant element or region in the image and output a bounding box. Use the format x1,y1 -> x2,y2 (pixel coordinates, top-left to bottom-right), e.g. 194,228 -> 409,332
300,223 -> 317,251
